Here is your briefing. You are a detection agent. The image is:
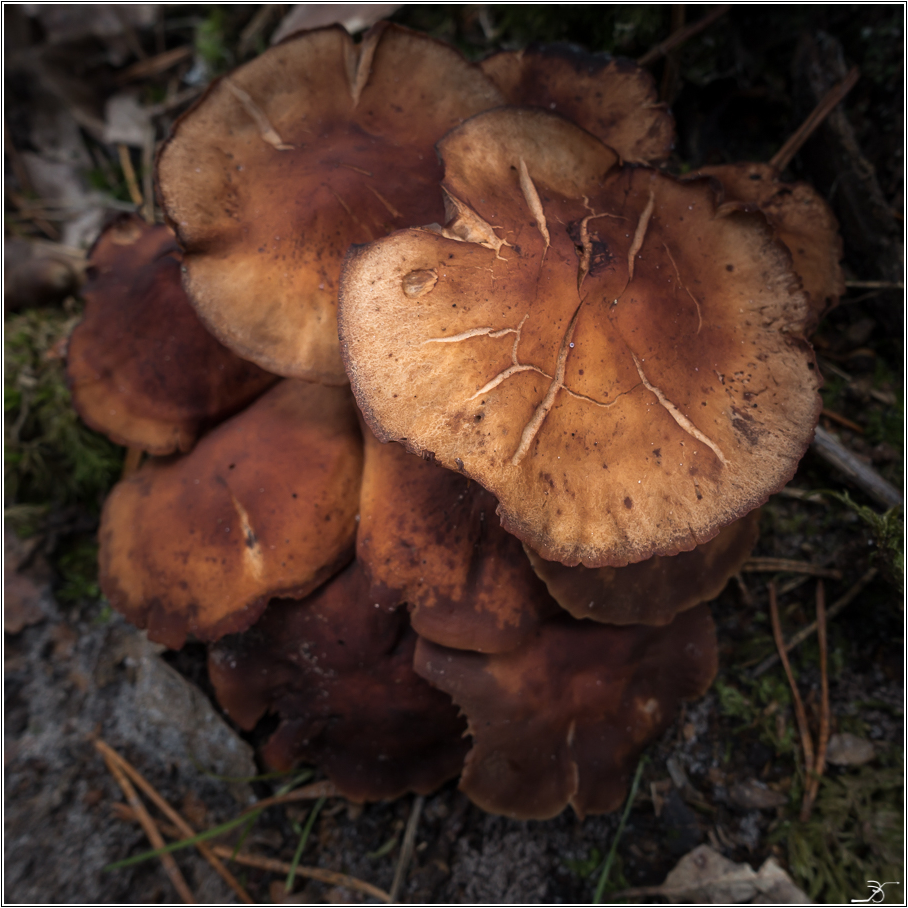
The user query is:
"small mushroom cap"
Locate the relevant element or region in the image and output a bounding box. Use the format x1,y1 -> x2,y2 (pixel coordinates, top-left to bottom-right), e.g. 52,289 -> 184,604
481,44 -> 674,164
67,214 -> 276,454
692,162 -> 845,327
99,379 -> 363,648
525,509 -> 760,626
209,561 -> 469,802
339,108 -> 822,568
358,428 -> 558,653
157,22 -> 503,383
415,604 -> 717,820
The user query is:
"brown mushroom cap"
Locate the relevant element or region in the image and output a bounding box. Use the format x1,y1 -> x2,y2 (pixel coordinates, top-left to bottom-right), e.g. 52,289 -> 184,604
67,214 -> 276,454
692,162 -> 844,327
209,561 -> 469,802
99,379 -> 363,648
415,604 -> 717,819
339,108 -> 822,568
157,22 -> 503,383
358,428 -> 558,653
481,44 -> 674,164
525,509 -> 760,626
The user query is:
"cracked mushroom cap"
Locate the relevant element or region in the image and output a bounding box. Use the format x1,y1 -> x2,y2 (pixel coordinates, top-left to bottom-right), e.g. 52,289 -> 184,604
67,214 -> 276,455
358,428 -> 558,653
525,509 -> 760,626
339,108 -> 822,568
481,44 -> 673,164
691,162 -> 844,327
415,603 -> 717,819
99,380 -> 363,648
208,560 -> 469,802
157,22 -> 503,383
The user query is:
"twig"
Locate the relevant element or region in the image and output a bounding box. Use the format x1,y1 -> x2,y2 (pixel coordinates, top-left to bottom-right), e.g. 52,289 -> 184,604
147,86 -> 205,118
95,739 -> 253,904
96,742 -> 196,903
390,794 -> 424,902
845,279 -> 904,289
742,558 -> 842,579
821,407 -> 864,434
142,132 -> 156,224
751,567 -> 878,677
208,845 -> 392,902
812,425 -> 903,509
121,447 -> 144,479
118,144 -> 144,208
237,780 -> 337,817
735,572 -> 755,609
801,582 -> 830,821
116,46 -> 193,83
770,66 -> 860,172
638,5 -> 730,66
594,758 -> 646,903
768,582 -> 815,772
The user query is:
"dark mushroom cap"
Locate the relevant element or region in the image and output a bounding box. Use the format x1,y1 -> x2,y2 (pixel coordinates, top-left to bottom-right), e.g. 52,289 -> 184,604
209,560 -> 469,802
358,427 -> 558,653
99,379 -> 363,648
67,214 -> 276,454
415,604 -> 717,819
339,108 -> 822,568
157,22 -> 503,383
481,44 -> 674,164
692,162 -> 844,327
525,509 -> 760,626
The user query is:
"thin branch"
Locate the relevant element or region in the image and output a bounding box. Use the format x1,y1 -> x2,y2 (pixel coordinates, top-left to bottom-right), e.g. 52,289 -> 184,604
770,66 -> 860,172
97,742 -> 196,904
768,582 -> 815,773
752,567 -> 877,677
207,845 -> 392,903
95,739 -> 252,904
390,794 -> 424,902
638,5 -> 731,66
237,780 -> 337,817
118,144 -> 144,208
742,558 -> 842,579
812,426 -> 903,509
801,581 -> 830,821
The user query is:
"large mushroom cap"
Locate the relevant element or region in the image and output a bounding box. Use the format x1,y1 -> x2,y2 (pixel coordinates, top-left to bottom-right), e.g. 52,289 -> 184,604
692,162 -> 845,327
67,214 -> 276,454
99,380 -> 363,648
525,509 -> 760,626
157,22 -> 503,383
415,604 -> 718,819
358,428 -> 558,653
481,44 -> 674,164
209,561 -> 469,802
339,108 -> 822,568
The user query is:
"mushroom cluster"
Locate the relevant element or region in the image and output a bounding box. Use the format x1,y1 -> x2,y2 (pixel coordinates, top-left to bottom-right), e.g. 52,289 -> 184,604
74,22 -> 836,819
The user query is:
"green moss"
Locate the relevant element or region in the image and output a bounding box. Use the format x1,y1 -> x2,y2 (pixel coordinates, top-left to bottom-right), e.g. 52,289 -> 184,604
781,758 -> 904,903
4,307 -> 123,511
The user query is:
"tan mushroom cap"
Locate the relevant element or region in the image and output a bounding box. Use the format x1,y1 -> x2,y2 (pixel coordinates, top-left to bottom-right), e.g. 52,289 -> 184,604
525,509 -> 759,626
208,561 -> 469,802
358,428 -> 558,653
481,44 -> 673,164
99,380 -> 363,648
67,214 -> 276,454
415,604 -> 717,819
692,162 -> 844,327
339,108 -> 822,568
157,22 -> 504,383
